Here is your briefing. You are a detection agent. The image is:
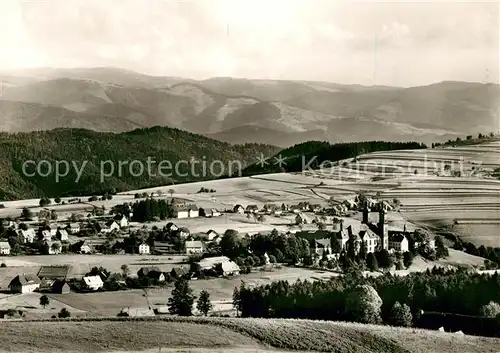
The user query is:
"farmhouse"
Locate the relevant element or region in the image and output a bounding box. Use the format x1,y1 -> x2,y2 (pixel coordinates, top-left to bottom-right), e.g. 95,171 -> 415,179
102,220 -> 120,233
138,243 -> 150,255
233,204 -> 244,214
75,240 -> 93,254
9,274 -> 41,293
49,224 -> 59,236
51,279 -> 70,294
185,240 -> 206,254
219,261 -> 241,276
67,223 -> 81,234
138,267 -> 165,282
56,229 -> 69,241
170,266 -> 189,279
0,241 -> 11,255
18,229 -> 36,243
177,227 -> 190,239
41,230 -> 52,241
166,222 -> 179,232
199,208 -> 220,217
174,205 -> 199,219
82,275 -> 104,291
153,241 -> 174,254
114,215 -> 129,228
246,205 -> 259,213
205,229 -> 219,241
309,204 -> 322,212
198,256 -> 230,270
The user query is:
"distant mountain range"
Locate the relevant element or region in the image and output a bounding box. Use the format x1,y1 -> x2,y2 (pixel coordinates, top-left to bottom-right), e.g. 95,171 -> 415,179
1,67 -> 498,147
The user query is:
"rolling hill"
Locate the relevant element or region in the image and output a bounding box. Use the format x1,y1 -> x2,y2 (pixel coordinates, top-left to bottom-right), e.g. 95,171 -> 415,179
0,317 -> 497,353
0,68 -> 497,146
0,126 -> 279,200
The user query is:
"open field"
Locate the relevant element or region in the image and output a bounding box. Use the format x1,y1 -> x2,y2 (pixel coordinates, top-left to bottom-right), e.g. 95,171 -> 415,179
46,267 -> 336,317
0,254 -> 187,288
0,317 -> 499,353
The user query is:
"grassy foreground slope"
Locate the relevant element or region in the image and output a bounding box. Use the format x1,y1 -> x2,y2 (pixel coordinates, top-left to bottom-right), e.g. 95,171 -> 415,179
0,317 -> 498,353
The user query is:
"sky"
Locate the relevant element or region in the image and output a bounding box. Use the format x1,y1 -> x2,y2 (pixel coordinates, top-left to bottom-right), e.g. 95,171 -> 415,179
0,0 -> 498,86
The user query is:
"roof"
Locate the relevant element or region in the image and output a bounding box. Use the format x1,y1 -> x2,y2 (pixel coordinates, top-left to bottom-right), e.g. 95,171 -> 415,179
171,267 -> 188,276
114,214 -> 127,220
138,266 -> 162,277
57,229 -> 69,236
38,265 -> 70,279
313,238 -> 331,248
178,227 -> 190,233
185,240 -> 204,249
246,205 -> 259,210
105,220 -> 118,227
49,224 -> 58,229
9,274 -> 41,287
221,261 -> 240,273
0,241 -> 11,249
166,222 -> 177,228
68,223 -> 80,228
153,241 -> 173,248
52,279 -> 70,292
198,256 -> 230,269
83,275 -> 104,286
233,204 -> 244,209
359,228 -> 379,240
389,233 -> 407,243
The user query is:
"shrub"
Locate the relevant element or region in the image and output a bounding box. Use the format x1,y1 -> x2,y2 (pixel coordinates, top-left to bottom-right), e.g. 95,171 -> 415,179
479,302 -> 500,318
388,301 -> 413,327
345,284 -> 382,324
58,308 -> 71,318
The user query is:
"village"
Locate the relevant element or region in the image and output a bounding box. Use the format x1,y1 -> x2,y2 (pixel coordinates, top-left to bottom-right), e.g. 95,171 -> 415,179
0,189 -> 445,319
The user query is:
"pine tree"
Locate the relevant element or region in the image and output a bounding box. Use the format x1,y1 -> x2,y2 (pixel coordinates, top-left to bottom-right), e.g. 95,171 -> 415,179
168,279 -> 196,316
366,252 -> 379,271
197,290 -> 213,316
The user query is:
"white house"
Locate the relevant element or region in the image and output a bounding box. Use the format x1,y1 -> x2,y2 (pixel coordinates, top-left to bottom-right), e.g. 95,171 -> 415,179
175,209 -> 189,219
79,241 -> 93,254
19,229 -> 36,243
185,240 -> 206,254
220,261 -> 240,276
206,230 -> 219,241
233,205 -> 244,214
359,226 -> 380,254
9,274 -> 41,293
102,220 -> 120,233
56,229 -> 69,241
49,224 -> 59,237
41,230 -> 52,241
82,275 -> 104,291
389,233 -> 409,252
67,223 -> 80,234
188,206 -> 199,218
178,227 -> 190,239
138,243 -> 150,255
0,241 -> 11,255
115,215 -> 129,228
166,222 -> 179,232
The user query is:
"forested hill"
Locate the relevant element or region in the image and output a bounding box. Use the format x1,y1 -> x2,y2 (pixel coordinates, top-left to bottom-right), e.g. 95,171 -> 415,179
243,140 -> 427,175
0,127 -> 280,200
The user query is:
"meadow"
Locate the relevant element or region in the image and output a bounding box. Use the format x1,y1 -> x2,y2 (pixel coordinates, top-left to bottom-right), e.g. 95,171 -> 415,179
0,317 -> 498,353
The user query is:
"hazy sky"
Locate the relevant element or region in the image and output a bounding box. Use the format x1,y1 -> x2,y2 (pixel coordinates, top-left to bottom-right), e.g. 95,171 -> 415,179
0,0 -> 498,86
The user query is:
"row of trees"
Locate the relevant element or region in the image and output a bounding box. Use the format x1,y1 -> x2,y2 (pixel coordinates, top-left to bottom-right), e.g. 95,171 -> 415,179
231,267 -> 500,325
